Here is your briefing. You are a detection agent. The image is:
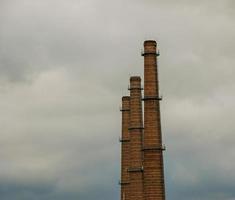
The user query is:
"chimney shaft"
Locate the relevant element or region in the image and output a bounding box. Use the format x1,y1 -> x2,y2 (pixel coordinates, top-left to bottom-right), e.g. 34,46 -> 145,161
142,40 -> 165,200
129,76 -> 144,200
120,96 -> 131,200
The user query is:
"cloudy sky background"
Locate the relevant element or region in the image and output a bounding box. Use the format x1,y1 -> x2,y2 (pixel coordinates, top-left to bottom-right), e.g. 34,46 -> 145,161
0,0 -> 235,199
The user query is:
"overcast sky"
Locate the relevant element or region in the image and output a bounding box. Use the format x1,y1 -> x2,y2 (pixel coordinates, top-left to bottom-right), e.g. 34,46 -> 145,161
0,0 -> 235,199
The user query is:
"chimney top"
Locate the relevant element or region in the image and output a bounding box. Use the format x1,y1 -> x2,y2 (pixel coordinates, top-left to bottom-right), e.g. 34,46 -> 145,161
122,96 -> 130,101
130,76 -> 141,82
144,40 -> 157,46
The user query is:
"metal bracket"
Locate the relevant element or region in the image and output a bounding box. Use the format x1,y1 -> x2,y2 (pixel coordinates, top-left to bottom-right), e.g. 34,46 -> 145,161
128,127 -> 144,130
128,86 -> 143,90
142,145 -> 166,151
142,96 -> 162,101
141,50 -> 160,57
128,166 -> 144,172
120,108 -> 130,112
119,181 -> 130,185
119,138 -> 130,143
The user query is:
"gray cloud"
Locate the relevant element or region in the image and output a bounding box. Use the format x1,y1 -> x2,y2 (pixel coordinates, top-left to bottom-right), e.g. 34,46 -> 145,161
0,0 -> 235,199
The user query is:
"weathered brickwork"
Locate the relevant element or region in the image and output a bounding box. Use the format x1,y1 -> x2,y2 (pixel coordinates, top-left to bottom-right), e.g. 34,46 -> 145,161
129,77 -> 144,200
120,96 -> 131,200
120,40 -> 166,200
143,40 -> 165,200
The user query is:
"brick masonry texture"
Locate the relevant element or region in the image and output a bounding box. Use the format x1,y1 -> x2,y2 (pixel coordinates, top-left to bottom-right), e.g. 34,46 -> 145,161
121,96 -> 131,200
120,40 -> 166,200
129,76 -> 144,200
143,40 -> 165,200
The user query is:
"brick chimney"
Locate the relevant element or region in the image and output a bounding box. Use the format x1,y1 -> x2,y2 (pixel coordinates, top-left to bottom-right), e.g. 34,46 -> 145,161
142,40 -> 165,200
129,76 -> 144,200
120,96 -> 131,200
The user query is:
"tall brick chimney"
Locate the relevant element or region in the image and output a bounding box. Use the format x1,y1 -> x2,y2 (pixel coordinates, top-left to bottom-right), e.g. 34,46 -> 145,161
129,76 -> 144,200
120,96 -> 131,200
142,40 -> 165,200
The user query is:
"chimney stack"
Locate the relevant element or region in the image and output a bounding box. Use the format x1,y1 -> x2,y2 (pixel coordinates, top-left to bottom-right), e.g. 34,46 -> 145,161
142,40 -> 165,200
119,40 -> 166,200
129,76 -> 144,200
120,96 -> 131,200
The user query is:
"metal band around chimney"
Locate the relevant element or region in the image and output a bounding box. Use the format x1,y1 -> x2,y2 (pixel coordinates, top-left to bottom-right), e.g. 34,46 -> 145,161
128,87 -> 143,90
120,108 -> 130,112
119,181 -> 130,185
142,145 -> 166,151
141,51 -> 160,56
128,127 -> 144,130
142,96 -> 162,101
119,138 -> 130,143
128,166 -> 144,172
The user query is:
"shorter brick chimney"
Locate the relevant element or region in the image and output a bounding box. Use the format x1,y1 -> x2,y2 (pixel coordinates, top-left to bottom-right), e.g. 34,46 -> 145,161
120,96 -> 130,200
129,76 -> 144,200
